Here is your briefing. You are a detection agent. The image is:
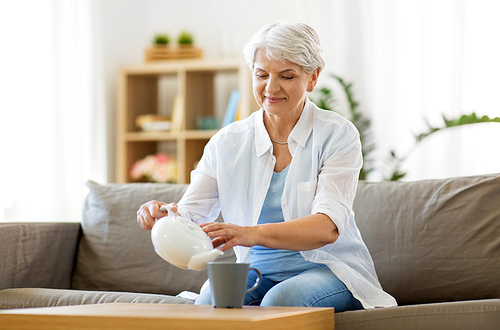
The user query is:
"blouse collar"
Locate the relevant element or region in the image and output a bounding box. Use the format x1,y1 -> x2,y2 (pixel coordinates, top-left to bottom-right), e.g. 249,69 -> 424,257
254,97 -> 314,157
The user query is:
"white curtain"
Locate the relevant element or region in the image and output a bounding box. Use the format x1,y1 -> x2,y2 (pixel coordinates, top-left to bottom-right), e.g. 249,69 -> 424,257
1,0 -> 499,222
369,0 -> 499,180
0,0 -> 106,222
307,0 -> 500,180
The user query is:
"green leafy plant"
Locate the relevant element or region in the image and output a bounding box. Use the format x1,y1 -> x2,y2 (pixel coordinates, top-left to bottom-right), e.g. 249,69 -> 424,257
384,113 -> 500,180
153,33 -> 170,45
314,74 -> 500,181
384,150 -> 407,181
417,113 -> 500,141
177,31 -> 194,45
312,74 -> 375,180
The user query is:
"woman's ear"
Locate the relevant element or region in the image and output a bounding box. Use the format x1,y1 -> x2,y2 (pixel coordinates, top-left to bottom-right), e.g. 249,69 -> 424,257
308,68 -> 321,92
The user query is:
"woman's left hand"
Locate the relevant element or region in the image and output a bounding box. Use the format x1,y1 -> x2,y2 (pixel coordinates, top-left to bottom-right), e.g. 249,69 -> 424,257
200,223 -> 259,252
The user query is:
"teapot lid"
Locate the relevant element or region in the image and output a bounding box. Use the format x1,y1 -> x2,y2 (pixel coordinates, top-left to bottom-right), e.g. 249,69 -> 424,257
175,216 -> 209,240
160,204 -> 210,240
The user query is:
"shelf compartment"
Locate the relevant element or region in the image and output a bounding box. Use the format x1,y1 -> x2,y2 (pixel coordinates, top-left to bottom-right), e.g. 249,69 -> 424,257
124,141 -> 163,183
178,139 -> 212,184
116,59 -> 257,184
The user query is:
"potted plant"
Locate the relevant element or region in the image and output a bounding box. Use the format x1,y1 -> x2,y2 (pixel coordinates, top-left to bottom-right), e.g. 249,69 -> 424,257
177,31 -> 194,46
145,31 -> 202,62
153,33 -> 170,46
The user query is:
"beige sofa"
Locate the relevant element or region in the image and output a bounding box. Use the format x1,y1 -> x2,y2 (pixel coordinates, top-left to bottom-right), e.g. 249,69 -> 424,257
1,174 -> 500,329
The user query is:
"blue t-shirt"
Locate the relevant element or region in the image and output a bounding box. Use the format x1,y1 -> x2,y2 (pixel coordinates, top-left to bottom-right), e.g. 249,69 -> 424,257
248,165 -> 326,282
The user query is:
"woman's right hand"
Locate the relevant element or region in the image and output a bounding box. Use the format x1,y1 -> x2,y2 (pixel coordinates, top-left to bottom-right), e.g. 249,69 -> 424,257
136,201 -> 178,230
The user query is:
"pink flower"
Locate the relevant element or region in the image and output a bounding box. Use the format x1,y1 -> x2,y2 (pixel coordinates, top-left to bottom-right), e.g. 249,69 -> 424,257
155,153 -> 169,163
130,161 -> 143,180
130,153 -> 178,183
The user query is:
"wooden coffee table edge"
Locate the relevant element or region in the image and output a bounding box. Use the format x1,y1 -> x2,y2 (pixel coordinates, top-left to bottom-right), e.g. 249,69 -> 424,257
0,303 -> 335,330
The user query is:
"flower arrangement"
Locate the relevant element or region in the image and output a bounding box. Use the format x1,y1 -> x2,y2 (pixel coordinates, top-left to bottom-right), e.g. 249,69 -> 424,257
130,153 -> 178,183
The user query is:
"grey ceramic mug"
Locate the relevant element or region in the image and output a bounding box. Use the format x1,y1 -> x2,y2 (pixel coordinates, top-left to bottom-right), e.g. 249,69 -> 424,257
207,262 -> 261,308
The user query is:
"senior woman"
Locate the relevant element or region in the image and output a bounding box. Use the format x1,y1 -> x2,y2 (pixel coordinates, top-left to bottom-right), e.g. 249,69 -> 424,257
137,21 -> 397,311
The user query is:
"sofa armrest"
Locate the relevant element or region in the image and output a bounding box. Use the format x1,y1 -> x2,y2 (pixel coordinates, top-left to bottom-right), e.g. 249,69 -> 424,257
0,222 -> 81,290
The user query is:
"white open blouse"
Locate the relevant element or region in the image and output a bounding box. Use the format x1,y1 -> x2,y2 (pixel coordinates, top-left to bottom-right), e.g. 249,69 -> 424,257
177,98 -> 397,309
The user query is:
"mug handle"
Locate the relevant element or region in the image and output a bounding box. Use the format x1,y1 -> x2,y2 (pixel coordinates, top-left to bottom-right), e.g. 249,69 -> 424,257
245,267 -> 262,294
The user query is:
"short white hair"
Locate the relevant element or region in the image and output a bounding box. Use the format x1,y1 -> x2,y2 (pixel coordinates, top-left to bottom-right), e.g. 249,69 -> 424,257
243,21 -> 325,74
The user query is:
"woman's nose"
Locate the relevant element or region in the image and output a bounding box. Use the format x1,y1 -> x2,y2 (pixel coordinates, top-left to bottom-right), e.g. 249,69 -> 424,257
265,76 -> 280,93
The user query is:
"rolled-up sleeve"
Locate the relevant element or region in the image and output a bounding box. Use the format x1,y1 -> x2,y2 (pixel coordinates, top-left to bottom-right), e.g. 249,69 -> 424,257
311,125 -> 363,236
177,139 -> 221,225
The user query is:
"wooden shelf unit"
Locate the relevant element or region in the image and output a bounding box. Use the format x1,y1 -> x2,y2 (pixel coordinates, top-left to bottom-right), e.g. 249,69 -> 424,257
116,59 -> 257,184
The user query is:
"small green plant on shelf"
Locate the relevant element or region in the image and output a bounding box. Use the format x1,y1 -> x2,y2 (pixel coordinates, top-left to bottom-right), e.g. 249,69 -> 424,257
177,31 -> 194,46
153,33 -> 170,46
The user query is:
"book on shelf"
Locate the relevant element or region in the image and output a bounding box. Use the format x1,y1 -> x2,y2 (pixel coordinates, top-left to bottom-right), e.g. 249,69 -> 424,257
171,94 -> 184,131
221,89 -> 240,128
234,102 -> 242,122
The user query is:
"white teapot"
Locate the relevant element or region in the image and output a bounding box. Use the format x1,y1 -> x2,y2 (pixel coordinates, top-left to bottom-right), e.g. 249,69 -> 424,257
151,205 -> 224,270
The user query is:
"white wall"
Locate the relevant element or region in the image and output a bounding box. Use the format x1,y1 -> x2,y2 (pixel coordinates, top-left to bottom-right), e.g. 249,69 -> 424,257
3,0 -> 496,221
97,0 -> 367,180
97,0 -> 500,182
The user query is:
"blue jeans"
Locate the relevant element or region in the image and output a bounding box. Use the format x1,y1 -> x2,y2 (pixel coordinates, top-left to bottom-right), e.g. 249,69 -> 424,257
195,267 -> 363,312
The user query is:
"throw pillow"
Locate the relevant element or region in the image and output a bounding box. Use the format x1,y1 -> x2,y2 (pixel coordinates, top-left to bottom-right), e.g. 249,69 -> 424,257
71,181 -> 215,295
354,173 -> 500,305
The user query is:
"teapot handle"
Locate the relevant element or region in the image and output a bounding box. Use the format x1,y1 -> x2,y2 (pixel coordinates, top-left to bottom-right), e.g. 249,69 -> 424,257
159,204 -> 174,217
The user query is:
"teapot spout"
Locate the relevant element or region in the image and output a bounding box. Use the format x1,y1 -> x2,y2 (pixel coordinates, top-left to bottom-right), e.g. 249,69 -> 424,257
187,249 -> 224,270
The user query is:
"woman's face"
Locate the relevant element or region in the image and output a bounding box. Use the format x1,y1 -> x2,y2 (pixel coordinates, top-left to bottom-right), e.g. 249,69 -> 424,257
252,49 -> 318,118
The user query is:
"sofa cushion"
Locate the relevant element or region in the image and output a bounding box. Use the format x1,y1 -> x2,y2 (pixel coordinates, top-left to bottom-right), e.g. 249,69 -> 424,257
353,173 -> 500,305
0,288 -> 193,309
0,222 -> 80,290
335,299 -> 500,330
71,181 -> 229,296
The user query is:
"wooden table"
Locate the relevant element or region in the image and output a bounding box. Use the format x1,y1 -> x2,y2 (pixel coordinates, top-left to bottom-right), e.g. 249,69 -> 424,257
0,303 -> 335,330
